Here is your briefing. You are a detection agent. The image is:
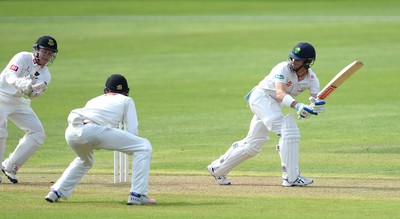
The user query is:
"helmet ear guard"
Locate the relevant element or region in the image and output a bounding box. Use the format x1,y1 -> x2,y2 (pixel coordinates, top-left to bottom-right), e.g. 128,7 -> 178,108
303,59 -> 315,69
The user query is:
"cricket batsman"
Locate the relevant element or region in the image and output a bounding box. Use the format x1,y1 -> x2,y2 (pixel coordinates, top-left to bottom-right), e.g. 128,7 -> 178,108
0,36 -> 58,183
208,42 -> 326,187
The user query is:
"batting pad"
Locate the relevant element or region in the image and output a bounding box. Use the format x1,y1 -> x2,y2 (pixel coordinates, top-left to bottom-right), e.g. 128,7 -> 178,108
212,142 -> 253,177
4,135 -> 40,171
279,114 -> 300,183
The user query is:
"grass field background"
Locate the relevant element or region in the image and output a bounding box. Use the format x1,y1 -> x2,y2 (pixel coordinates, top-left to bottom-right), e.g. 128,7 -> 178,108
0,0 -> 399,218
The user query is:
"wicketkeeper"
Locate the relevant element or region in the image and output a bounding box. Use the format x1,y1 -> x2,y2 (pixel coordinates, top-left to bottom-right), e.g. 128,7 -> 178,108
45,74 -> 156,205
208,42 -> 326,187
0,36 -> 58,183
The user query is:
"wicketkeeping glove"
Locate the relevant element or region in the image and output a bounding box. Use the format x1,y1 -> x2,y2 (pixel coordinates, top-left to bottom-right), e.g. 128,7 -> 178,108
15,75 -> 33,96
30,81 -> 48,97
309,97 -> 326,113
294,103 -> 318,119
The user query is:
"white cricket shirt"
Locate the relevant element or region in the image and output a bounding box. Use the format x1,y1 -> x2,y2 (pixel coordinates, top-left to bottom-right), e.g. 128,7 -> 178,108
70,93 -> 139,135
0,52 -> 51,97
258,61 -> 320,98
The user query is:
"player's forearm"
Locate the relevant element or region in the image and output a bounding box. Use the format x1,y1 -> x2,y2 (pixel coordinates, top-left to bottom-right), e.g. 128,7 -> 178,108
282,94 -> 298,108
5,71 -> 19,86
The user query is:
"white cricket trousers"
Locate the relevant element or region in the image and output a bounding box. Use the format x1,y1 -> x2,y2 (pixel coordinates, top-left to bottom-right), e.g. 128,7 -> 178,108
51,113 -> 152,199
0,93 -> 45,172
211,87 -> 285,175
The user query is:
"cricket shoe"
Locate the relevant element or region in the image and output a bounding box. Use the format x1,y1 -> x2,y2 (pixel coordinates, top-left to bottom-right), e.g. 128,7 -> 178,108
45,189 -> 61,203
207,164 -> 231,185
282,176 -> 314,187
1,158 -> 18,184
127,192 -> 156,205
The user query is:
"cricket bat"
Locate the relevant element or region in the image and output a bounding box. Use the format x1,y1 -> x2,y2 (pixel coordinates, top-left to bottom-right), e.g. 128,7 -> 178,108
317,60 -> 364,100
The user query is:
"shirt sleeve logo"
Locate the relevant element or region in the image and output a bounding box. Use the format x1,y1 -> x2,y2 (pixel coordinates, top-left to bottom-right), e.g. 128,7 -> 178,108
274,74 -> 284,80
10,64 -> 19,71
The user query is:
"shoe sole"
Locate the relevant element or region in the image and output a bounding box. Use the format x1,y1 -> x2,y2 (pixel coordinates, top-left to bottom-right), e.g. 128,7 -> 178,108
282,180 -> 314,187
45,197 -> 55,203
127,199 -> 156,205
1,169 -> 18,184
127,201 -> 156,205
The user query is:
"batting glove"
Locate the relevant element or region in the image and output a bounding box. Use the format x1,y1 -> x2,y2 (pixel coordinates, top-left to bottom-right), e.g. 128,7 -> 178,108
295,103 -> 318,119
309,97 -> 326,113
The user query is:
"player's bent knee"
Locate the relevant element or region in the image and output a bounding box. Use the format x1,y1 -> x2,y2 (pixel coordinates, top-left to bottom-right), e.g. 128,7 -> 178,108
74,157 -> 94,168
263,114 -> 283,133
139,138 -> 153,154
244,139 -> 267,157
244,137 -> 269,156
31,131 -> 46,145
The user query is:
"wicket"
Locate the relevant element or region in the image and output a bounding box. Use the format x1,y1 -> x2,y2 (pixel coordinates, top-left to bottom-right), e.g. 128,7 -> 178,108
113,122 -> 129,183
113,151 -> 129,183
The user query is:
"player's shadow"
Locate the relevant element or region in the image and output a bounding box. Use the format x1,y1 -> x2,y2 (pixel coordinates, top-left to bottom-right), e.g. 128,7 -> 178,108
310,185 -> 400,191
63,200 -> 231,206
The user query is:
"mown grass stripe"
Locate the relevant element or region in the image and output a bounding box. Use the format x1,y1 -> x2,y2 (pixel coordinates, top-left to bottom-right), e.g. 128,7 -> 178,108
1,15 -> 400,22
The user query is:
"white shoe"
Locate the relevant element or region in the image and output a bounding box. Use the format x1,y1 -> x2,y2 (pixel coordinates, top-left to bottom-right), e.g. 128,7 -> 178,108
45,190 -> 61,203
207,164 -> 231,185
127,192 -> 156,205
282,176 -> 314,187
1,159 -> 18,184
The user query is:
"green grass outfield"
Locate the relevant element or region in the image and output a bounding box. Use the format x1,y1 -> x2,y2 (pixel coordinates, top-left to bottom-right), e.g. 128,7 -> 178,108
0,0 -> 399,218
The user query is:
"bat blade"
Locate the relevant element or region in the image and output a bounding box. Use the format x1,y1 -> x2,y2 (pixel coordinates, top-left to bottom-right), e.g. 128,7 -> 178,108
317,60 -> 364,100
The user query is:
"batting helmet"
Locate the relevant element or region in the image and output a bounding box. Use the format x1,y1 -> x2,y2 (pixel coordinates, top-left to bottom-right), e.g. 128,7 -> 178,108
33,35 -> 58,52
104,74 -> 130,95
288,42 -> 316,68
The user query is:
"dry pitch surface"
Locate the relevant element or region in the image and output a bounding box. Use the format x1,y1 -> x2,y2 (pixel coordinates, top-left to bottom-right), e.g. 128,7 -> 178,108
1,173 -> 399,202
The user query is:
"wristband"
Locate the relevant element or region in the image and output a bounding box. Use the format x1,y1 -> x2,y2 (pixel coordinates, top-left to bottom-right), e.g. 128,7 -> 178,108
282,94 -> 295,107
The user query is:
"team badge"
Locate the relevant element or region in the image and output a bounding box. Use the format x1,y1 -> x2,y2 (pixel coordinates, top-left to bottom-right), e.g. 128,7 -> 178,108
48,39 -> 55,46
117,85 -> 123,90
294,47 -> 301,54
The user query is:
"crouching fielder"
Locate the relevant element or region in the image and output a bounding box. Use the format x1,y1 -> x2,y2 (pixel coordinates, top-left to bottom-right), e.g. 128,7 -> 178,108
45,74 -> 156,205
208,42 -> 326,187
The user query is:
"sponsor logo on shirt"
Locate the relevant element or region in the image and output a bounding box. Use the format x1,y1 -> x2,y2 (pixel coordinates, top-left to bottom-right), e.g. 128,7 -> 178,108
274,74 -> 284,80
10,64 -> 19,71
